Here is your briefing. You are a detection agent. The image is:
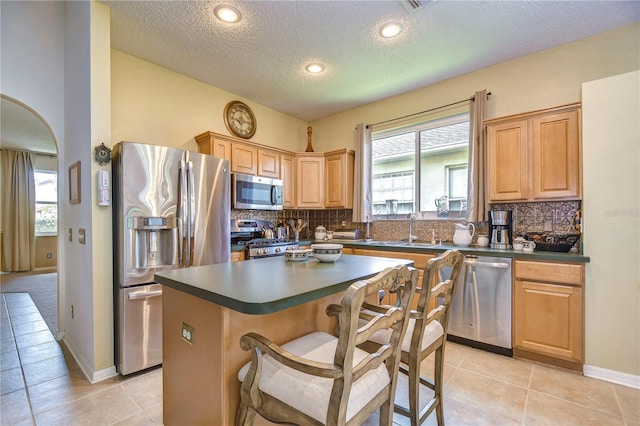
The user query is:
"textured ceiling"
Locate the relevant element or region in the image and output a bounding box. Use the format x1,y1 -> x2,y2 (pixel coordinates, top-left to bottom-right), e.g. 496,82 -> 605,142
3,1 -> 639,155
104,0 -> 640,122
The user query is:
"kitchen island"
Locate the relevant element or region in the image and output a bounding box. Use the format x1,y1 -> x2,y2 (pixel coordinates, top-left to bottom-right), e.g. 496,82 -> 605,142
154,254 -> 413,425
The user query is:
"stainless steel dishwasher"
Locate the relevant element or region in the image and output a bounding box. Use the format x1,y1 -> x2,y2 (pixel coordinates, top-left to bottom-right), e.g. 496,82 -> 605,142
446,255 -> 513,356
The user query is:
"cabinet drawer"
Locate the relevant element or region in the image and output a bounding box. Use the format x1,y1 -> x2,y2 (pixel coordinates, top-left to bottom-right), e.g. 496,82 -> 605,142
514,260 -> 583,286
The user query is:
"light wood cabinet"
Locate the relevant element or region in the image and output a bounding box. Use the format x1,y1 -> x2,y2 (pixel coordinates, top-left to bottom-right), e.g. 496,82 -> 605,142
230,251 -> 245,262
295,153 -> 325,209
513,260 -> 584,367
194,131 -> 232,161
486,103 -> 582,202
231,143 -> 257,175
257,148 -> 280,179
324,149 -> 355,209
280,153 -> 295,208
353,249 -> 434,309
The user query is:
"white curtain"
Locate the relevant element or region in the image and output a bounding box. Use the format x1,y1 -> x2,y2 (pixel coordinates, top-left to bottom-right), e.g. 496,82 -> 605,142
466,90 -> 488,223
1,150 -> 36,272
352,123 -> 372,224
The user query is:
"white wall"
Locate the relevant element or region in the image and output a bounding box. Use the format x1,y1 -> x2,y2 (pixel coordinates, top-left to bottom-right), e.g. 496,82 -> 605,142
310,23 -> 640,152
582,71 -> 640,385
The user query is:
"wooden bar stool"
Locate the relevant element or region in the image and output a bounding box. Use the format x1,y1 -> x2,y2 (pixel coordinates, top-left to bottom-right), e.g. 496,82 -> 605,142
359,249 -> 464,425
236,265 -> 419,425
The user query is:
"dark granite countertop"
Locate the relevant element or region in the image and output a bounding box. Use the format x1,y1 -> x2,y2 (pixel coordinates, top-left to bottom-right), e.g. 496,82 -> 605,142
154,254 -> 413,315
315,240 -> 590,263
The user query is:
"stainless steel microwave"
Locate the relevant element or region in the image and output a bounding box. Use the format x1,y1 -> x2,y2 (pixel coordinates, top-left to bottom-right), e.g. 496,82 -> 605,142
232,173 -> 283,210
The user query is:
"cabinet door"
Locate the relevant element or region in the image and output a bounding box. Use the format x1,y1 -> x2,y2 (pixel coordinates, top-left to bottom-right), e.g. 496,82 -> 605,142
325,150 -> 354,209
487,120 -> 529,201
231,143 -> 257,175
532,109 -> 580,199
280,153 -> 295,208
257,149 -> 280,178
295,155 -> 324,208
230,251 -> 245,262
194,132 -> 231,161
514,280 -> 583,361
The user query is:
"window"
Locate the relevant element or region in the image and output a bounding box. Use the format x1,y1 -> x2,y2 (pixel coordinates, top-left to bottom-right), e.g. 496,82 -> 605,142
372,113 -> 470,219
34,171 -> 57,234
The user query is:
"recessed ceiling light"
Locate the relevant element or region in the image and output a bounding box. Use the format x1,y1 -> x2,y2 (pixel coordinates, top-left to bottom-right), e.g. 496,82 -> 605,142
214,5 -> 242,23
305,63 -> 325,74
379,22 -> 403,38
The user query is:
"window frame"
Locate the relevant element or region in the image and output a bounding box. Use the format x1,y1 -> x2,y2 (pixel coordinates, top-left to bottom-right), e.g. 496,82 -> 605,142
371,112 -> 470,221
34,169 -> 58,236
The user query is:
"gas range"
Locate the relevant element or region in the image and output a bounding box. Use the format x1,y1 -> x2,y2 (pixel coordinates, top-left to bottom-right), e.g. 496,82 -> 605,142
231,219 -> 299,259
242,238 -> 299,259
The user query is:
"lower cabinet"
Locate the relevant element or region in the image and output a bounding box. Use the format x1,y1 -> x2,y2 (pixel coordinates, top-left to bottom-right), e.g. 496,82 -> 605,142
353,249 -> 433,309
230,251 -> 245,262
513,260 -> 584,367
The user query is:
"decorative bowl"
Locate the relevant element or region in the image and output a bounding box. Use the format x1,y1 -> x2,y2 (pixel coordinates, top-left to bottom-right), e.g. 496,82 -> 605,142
310,243 -> 343,263
284,248 -> 310,262
523,232 -> 581,252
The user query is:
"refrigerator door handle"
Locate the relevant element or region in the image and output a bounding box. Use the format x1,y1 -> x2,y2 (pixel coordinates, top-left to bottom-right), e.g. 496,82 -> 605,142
179,160 -> 188,267
187,161 -> 195,267
128,289 -> 163,300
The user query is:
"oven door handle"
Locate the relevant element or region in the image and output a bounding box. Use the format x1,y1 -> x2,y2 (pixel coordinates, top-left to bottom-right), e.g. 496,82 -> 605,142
128,290 -> 163,300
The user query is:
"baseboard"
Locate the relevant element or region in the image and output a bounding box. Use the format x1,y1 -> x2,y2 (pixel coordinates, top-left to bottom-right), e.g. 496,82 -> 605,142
583,364 -> 640,389
60,336 -> 118,384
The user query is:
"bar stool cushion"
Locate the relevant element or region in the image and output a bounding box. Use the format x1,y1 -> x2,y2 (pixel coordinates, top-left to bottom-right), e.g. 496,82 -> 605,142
238,331 -> 391,423
364,317 -> 444,352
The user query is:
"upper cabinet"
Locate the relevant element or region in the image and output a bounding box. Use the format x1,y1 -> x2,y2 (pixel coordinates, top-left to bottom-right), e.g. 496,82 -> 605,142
194,131 -> 231,162
195,131 -> 281,179
280,153 -> 295,208
295,153 -> 325,209
486,103 -> 582,202
196,131 -> 355,209
324,149 -> 355,209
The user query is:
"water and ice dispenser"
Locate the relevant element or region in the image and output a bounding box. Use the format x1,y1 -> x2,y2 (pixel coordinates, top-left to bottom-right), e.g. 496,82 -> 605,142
128,216 -> 179,269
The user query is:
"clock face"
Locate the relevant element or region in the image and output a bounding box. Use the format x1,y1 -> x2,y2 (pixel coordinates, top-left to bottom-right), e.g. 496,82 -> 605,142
224,101 -> 256,139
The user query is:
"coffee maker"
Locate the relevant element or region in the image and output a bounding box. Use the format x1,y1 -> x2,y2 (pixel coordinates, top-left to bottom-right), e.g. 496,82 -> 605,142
489,210 -> 513,249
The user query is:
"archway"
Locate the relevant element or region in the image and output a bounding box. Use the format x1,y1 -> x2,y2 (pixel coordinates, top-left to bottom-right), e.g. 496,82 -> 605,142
0,95 -> 62,338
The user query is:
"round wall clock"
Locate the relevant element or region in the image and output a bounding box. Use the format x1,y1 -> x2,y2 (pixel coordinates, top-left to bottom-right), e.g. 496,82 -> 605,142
224,101 -> 257,139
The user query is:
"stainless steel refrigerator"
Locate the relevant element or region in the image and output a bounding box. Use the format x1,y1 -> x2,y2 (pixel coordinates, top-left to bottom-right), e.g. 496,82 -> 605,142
112,141 -> 230,375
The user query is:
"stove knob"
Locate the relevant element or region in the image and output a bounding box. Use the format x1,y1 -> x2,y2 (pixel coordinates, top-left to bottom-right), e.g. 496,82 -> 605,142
275,247 -> 281,253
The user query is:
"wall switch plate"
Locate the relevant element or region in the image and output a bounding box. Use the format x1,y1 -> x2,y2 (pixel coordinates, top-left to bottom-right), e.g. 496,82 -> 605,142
78,228 -> 86,245
68,228 -> 73,242
181,322 -> 194,345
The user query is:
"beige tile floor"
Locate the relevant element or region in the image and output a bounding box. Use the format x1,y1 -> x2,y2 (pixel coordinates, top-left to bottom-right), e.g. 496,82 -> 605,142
2,292 -> 638,425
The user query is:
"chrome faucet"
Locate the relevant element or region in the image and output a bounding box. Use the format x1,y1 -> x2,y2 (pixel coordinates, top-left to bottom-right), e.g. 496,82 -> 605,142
408,213 -> 417,245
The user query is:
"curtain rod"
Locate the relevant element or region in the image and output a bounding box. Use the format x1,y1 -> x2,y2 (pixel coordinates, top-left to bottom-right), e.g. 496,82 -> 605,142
368,91 -> 491,128
0,148 -> 57,158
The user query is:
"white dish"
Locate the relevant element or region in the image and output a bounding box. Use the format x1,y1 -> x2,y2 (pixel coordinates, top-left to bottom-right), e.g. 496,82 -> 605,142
310,243 -> 343,263
284,249 -> 310,262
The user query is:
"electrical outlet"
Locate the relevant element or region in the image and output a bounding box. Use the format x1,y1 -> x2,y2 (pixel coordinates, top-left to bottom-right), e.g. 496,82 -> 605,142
71,304 -> 74,319
78,228 -> 86,245
47,253 -> 52,259
181,322 -> 194,345
68,228 -> 73,242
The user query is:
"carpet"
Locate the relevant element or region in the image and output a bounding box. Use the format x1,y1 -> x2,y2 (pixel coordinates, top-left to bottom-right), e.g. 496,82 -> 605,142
0,271 -> 57,335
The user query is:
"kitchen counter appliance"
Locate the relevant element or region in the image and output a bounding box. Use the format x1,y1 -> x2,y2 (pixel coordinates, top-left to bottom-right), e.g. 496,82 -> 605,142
231,219 -> 299,259
112,141 -> 230,375
232,173 -> 283,210
489,210 -> 513,249
446,255 -> 513,356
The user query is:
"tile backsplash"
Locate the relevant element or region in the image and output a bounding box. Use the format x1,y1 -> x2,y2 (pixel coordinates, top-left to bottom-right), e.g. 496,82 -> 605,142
231,200 -> 581,244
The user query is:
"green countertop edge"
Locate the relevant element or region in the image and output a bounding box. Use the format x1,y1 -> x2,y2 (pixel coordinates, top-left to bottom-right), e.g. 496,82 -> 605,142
232,240 -> 590,263
155,255 -> 414,315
